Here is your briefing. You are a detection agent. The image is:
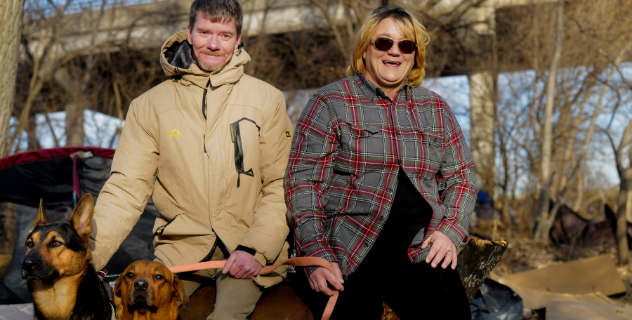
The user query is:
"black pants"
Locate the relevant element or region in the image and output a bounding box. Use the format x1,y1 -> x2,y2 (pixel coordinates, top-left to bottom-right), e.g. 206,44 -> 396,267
291,250 -> 471,320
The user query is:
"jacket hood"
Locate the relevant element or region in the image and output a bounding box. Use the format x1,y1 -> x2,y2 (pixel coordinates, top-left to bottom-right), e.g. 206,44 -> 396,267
160,30 -> 251,88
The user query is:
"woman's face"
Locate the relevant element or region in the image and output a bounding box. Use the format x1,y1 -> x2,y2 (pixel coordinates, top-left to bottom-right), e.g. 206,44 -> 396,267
363,17 -> 415,91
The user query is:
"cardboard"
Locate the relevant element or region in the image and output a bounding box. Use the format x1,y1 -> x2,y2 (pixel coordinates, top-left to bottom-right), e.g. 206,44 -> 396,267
500,255 -> 626,296
497,281 -> 613,310
546,300 -> 632,320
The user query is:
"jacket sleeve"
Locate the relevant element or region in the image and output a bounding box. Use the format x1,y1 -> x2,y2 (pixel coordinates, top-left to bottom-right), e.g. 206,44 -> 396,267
89,100 -> 159,270
284,92 -> 338,267
434,95 -> 479,249
238,89 -> 293,265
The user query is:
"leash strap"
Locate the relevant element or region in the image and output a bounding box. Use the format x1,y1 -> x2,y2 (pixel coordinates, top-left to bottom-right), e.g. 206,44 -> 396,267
169,257 -> 338,320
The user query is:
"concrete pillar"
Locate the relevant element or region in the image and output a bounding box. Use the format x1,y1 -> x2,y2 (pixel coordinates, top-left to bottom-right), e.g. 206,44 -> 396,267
469,71 -> 496,196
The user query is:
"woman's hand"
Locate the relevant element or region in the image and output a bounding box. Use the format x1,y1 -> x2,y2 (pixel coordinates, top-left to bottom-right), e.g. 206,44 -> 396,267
308,262 -> 344,296
421,231 -> 458,269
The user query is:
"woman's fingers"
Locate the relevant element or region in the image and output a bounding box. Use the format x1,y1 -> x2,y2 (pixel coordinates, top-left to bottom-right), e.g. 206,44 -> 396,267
308,265 -> 344,296
441,249 -> 453,269
431,246 -> 448,268
424,231 -> 459,269
425,234 -> 440,264
332,263 -> 344,284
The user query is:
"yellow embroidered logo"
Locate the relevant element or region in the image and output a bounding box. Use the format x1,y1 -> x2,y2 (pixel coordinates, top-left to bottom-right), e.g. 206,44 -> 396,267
167,129 -> 183,137
285,130 -> 292,138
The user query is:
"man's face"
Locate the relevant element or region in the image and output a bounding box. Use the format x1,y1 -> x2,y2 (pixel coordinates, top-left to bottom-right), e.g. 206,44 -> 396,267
187,11 -> 242,72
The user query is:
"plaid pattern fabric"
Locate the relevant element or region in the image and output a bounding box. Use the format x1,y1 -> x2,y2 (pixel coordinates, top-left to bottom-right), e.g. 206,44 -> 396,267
284,73 -> 479,276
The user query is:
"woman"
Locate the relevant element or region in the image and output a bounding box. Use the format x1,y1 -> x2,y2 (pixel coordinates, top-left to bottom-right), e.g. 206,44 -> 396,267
285,5 -> 479,319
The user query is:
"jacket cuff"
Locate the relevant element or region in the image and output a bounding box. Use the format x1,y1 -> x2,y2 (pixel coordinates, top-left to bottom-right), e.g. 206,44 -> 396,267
437,219 -> 466,250
301,247 -> 338,277
236,245 -> 257,256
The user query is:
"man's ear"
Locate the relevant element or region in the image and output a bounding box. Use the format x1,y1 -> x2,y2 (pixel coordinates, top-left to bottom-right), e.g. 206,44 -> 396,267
68,194 -> 94,239
173,274 -> 189,311
234,35 -> 242,51
32,199 -> 50,228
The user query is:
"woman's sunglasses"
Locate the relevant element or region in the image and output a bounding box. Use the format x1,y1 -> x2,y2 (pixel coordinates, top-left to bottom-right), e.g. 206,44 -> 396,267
370,37 -> 417,54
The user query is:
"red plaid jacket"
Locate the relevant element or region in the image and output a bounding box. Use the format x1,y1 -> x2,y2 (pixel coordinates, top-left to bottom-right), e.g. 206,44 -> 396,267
284,73 -> 479,276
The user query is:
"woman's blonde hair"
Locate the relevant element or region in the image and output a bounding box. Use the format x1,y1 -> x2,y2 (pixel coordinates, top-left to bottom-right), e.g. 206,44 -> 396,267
347,5 -> 431,88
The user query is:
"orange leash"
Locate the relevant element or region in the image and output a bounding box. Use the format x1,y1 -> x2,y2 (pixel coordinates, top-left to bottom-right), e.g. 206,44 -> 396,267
169,257 -> 338,320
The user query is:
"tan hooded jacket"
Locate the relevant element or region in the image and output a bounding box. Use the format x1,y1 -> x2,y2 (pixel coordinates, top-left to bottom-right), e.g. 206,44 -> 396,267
90,31 -> 293,287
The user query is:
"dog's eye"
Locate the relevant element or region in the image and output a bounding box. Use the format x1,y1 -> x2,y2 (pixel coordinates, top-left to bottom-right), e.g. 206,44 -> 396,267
26,241 -> 34,248
154,274 -> 164,281
126,272 -> 134,278
49,241 -> 62,248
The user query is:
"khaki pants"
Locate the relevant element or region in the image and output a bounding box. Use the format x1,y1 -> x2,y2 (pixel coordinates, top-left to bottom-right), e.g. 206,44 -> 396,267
156,245 -> 263,320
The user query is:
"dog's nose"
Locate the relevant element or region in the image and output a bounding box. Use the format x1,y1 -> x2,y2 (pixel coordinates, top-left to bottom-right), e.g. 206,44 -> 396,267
134,279 -> 148,291
21,258 -> 38,271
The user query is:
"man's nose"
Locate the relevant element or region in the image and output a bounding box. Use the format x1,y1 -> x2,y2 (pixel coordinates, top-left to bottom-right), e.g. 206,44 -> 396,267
206,36 -> 220,50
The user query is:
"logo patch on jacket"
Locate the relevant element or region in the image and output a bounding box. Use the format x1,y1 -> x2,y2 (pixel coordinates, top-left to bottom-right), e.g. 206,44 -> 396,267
285,130 -> 292,138
167,129 -> 183,137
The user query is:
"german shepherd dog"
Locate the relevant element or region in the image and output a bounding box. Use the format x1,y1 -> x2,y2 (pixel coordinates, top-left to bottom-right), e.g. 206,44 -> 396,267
21,194 -> 112,320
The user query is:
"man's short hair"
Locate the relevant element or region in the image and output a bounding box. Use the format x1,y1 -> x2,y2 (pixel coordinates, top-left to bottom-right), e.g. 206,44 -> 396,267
189,0 -> 244,36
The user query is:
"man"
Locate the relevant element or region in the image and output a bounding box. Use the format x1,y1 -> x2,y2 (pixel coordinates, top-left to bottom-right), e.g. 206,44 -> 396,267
89,0 -> 293,319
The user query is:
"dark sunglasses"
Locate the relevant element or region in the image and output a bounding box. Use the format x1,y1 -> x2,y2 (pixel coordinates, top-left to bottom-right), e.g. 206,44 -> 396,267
370,37 -> 417,54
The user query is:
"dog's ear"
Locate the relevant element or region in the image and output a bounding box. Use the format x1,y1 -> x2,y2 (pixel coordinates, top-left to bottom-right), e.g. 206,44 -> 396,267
113,274 -> 124,314
69,194 -> 94,238
33,199 -> 50,228
173,274 -> 188,311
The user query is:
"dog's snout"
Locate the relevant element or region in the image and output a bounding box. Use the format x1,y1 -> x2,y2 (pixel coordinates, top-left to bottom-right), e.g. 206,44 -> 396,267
134,279 -> 148,291
22,258 -> 39,271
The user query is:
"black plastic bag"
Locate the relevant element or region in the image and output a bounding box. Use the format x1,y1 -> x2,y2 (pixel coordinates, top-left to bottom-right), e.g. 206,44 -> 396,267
471,278 -> 523,320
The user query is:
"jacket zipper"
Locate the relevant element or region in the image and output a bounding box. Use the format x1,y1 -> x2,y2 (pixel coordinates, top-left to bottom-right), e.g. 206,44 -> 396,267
203,80 -> 210,153
199,237 -> 219,262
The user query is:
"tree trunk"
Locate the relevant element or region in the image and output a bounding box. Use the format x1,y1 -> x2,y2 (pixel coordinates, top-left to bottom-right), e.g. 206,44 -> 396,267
456,238 -> 509,302
0,0 -> 26,157
617,176 -> 631,266
534,0 -> 564,242
65,102 -> 84,147
572,171 -> 584,212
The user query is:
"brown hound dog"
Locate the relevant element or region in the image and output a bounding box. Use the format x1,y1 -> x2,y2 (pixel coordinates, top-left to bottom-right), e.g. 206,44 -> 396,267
114,260 -> 188,320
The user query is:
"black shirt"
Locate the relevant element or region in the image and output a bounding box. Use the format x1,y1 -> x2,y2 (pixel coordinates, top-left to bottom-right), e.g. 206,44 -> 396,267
369,168 -> 432,255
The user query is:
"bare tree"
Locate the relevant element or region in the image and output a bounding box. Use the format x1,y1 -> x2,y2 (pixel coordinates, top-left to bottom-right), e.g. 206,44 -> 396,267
533,0 -> 564,242
7,0 -> 179,153
0,0 -> 26,157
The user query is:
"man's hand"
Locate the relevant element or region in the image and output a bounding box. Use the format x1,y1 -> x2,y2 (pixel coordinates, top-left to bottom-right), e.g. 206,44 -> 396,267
222,251 -> 262,279
308,262 -> 344,296
421,231 -> 458,269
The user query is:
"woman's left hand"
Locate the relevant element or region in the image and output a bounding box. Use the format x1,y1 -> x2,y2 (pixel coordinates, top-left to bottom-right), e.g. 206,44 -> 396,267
420,231 -> 458,269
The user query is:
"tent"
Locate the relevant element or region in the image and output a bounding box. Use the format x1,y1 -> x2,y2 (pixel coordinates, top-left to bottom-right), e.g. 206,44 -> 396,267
0,147 -> 157,303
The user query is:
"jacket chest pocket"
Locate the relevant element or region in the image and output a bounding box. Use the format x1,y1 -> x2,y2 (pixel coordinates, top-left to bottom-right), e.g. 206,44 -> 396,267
229,117 -> 261,188
336,123 -> 387,171
417,130 -> 443,176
